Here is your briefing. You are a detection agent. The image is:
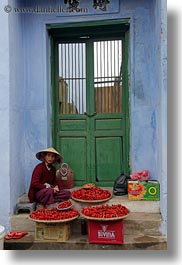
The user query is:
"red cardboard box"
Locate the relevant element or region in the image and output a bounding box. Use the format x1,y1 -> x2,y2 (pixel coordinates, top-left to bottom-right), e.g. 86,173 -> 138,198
88,220 -> 124,244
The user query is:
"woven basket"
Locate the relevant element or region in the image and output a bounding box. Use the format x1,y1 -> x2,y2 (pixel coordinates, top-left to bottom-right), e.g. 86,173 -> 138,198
80,212 -> 129,222
29,214 -> 79,223
71,195 -> 112,203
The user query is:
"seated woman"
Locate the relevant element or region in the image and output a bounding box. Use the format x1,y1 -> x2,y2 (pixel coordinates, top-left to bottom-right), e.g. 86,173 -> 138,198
28,147 -> 71,207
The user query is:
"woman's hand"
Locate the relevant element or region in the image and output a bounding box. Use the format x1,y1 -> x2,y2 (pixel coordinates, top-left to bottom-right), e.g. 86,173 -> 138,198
44,182 -> 51,188
53,185 -> 59,193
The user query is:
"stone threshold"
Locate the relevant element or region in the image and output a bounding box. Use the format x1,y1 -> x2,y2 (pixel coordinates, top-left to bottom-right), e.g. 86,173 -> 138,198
4,231 -> 167,250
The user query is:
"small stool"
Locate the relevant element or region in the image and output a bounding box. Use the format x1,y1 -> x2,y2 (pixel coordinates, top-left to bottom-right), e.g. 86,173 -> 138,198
15,202 -> 36,214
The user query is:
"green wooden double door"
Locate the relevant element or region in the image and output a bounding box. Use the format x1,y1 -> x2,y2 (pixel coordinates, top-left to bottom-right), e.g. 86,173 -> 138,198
50,21 -> 130,186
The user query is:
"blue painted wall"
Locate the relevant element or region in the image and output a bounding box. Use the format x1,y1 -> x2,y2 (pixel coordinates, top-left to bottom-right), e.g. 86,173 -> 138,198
0,0 -> 11,230
0,0 -> 167,235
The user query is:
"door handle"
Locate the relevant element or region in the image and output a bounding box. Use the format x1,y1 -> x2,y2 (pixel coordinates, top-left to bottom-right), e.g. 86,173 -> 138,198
84,112 -> 97,117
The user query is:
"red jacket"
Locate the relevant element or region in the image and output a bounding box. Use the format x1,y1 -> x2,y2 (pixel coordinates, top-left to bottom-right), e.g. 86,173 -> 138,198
28,162 -> 58,203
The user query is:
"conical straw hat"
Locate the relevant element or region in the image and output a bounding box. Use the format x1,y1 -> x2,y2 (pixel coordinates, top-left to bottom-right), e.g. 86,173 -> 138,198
36,147 -> 63,164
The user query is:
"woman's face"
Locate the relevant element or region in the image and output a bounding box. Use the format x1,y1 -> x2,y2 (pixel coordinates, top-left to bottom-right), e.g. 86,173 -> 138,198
44,152 -> 56,164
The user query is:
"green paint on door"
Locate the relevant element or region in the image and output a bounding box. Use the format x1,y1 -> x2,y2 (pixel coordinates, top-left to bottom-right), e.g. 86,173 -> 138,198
50,20 -> 130,187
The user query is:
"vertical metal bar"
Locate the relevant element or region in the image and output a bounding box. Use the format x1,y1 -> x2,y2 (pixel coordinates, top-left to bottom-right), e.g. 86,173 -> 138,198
60,44 -> 62,114
59,45 -> 61,114
69,43 -> 71,113
115,40 -> 118,113
66,43 -> 68,114
95,42 -> 97,113
117,40 -> 120,113
118,40 -> 121,113
77,43 -> 79,113
78,43 -> 81,113
75,43 -> 77,113
101,41 -> 104,113
68,43 -> 71,113
110,40 -> 113,112
94,42 -> 96,112
103,41 -> 105,113
80,43 -> 82,114
70,43 -> 72,113
82,43 -> 84,114
63,43 -> 69,114
114,40 -> 116,112
100,41 -> 102,113
61,44 -> 63,114
94,42 -> 96,113
116,40 -> 118,112
80,43 -> 82,113
72,43 -> 74,113
103,41 -> 106,113
121,40 -> 122,112
104,41 -> 106,113
61,44 -> 63,113
71,43 -> 74,114
119,40 -> 121,112
107,40 -> 109,113
97,42 -> 99,113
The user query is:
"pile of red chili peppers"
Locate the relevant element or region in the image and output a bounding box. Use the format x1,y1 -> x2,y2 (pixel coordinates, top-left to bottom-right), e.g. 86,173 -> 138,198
71,187 -> 111,201
30,208 -> 79,221
57,200 -> 72,210
81,204 -> 129,219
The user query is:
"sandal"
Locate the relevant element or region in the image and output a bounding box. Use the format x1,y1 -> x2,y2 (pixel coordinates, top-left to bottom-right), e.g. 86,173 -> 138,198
5,232 -> 16,240
13,231 -> 28,239
5,231 -> 28,240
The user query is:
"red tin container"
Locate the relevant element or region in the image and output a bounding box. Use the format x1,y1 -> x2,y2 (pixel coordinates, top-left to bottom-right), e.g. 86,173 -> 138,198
88,219 -> 124,244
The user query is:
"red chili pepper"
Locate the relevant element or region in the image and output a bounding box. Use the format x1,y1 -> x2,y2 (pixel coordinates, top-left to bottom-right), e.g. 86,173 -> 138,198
30,208 -> 79,221
57,200 -> 72,209
72,187 -> 111,201
81,204 -> 129,219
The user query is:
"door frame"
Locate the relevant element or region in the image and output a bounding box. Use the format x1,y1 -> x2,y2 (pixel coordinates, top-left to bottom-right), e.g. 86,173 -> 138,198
49,19 -> 130,185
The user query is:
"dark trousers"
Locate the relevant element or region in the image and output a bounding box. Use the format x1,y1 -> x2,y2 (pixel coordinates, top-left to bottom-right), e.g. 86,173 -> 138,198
35,188 -> 71,205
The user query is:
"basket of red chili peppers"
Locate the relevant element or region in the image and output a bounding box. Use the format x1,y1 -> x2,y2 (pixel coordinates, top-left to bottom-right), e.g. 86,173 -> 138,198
71,187 -> 112,203
81,204 -> 129,221
29,208 -> 79,223
57,200 -> 73,211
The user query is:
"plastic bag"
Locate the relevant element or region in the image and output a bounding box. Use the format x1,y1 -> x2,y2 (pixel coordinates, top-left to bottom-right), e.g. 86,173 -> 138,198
113,173 -> 130,196
130,170 -> 149,181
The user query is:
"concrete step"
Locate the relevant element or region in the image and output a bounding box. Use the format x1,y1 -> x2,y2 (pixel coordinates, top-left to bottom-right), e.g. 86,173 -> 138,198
72,195 -> 160,213
10,211 -> 162,236
4,231 -> 167,250
6,192 -> 165,250
8,212 -> 165,250
17,192 -> 160,213
11,192 -> 161,235
11,213 -> 35,232
71,212 -> 162,236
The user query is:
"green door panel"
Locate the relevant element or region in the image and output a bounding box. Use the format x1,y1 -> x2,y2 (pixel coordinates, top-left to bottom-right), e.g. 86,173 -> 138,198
59,137 -> 87,184
95,118 -> 123,131
95,137 -> 123,184
59,119 -> 86,131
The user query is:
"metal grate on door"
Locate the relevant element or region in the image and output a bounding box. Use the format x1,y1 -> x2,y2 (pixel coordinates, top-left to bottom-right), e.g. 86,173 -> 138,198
59,43 -> 86,114
58,39 -> 122,115
94,40 -> 122,113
